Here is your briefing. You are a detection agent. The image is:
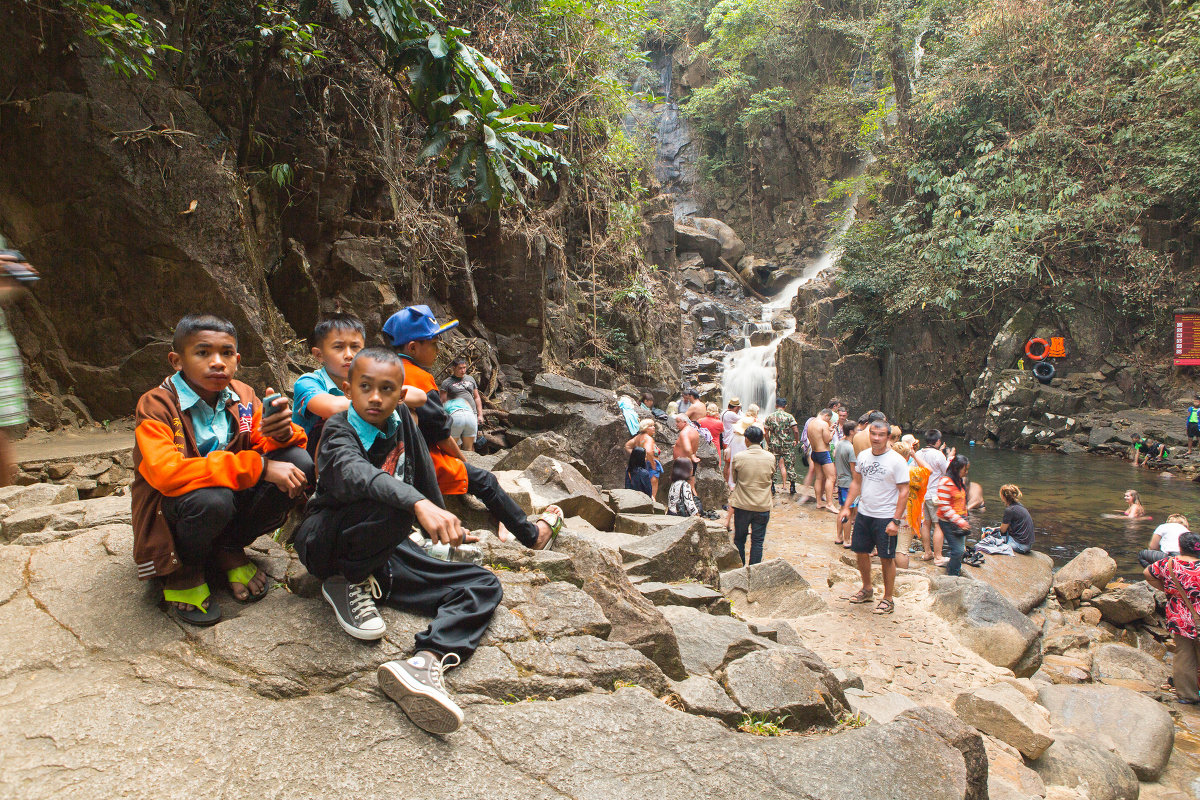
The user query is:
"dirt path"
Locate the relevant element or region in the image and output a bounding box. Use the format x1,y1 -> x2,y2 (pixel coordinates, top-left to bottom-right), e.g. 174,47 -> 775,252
13,420 -> 134,464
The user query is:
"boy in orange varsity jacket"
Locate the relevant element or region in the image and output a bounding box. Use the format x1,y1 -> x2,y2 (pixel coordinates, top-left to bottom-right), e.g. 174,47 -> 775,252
132,314 -> 313,627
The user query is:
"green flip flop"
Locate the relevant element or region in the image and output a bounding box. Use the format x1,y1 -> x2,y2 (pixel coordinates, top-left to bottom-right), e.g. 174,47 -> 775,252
536,504 -> 565,551
226,562 -> 269,603
163,583 -> 222,627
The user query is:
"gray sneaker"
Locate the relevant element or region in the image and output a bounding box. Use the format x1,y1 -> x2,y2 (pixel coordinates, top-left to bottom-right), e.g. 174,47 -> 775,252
321,575 -> 386,640
377,650 -> 464,734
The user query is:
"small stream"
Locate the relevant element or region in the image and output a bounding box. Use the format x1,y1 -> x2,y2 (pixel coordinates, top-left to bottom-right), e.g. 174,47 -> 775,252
949,441 -> 1200,580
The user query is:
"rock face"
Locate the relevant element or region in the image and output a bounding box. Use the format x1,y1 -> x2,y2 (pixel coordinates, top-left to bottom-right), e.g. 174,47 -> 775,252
620,517 -> 740,585
1037,684 -> 1175,780
1087,582 -> 1156,625
1090,642 -> 1171,688
660,604 -> 771,675
952,684 -> 1054,759
896,707 -> 990,800
1028,733 -> 1140,800
720,647 -> 848,730
719,558 -> 828,617
1052,547 -> 1118,603
929,577 -> 1043,676
521,455 -> 615,530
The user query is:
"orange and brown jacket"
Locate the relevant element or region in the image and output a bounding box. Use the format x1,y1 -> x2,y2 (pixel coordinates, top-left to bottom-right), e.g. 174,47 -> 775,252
131,375 -> 306,579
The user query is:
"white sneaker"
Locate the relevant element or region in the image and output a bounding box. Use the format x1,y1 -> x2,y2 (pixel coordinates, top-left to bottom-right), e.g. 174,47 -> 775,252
378,651 -> 464,734
321,575 -> 386,640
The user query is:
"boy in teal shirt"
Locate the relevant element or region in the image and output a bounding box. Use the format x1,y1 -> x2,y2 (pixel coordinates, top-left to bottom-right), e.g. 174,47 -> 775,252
1187,394 -> 1200,455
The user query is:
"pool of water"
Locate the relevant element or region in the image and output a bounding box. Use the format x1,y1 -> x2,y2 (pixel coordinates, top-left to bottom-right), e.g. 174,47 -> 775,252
947,440 -> 1200,580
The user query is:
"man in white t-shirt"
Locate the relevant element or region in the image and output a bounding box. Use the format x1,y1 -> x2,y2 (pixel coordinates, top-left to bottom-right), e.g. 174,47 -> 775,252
720,397 -> 742,482
838,419 -> 910,614
1139,514 -> 1190,567
914,428 -> 952,561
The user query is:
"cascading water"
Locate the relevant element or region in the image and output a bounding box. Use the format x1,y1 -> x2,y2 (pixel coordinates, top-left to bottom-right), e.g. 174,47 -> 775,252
719,157 -> 873,411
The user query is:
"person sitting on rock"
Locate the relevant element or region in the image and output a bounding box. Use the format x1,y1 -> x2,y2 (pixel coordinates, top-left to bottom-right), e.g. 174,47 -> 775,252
1140,514 -> 1189,567
131,313 -> 313,627
384,305 -> 562,550
667,458 -> 702,517
625,419 -> 663,497
292,313 -> 427,458
293,347 -> 499,734
640,391 -> 668,422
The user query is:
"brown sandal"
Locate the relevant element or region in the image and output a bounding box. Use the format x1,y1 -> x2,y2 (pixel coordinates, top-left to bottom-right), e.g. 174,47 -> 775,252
872,599 -> 895,615
846,588 -> 874,604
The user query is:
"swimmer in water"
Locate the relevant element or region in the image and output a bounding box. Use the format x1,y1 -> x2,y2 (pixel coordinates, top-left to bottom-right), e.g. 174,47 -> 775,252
1102,489 -> 1150,520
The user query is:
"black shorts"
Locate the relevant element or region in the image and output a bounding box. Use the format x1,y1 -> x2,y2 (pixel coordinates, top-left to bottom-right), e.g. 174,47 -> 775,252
851,513 -> 897,559
1188,422 -> 1199,439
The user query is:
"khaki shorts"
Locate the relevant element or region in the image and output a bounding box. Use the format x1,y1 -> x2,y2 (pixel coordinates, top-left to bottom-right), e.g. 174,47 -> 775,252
923,498 -> 937,525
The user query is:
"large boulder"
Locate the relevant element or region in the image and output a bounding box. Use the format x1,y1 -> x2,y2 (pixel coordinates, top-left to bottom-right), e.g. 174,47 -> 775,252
690,217 -> 746,266
719,646 -> 848,730
1090,643 -> 1171,688
2,494 -> 131,542
1027,733 -> 1139,800
493,432 -> 594,481
896,706 -> 990,800
530,373 -> 610,404
660,604 -> 771,675
621,517 -> 740,585
719,558 -> 828,618
1037,684 -> 1174,780
548,533 -> 687,680
1052,547 -> 1118,604
521,455 -> 614,530
671,675 -> 742,724
674,223 -> 722,267
637,581 -> 729,613
929,576 -> 1043,676
964,550 -> 1054,614
605,488 -> 660,515
1087,582 -> 1156,625
615,512 -> 692,537
952,683 -> 1054,759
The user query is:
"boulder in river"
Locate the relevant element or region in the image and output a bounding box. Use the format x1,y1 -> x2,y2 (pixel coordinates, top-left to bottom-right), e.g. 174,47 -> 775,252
1052,547 -> 1118,604
929,576 -> 1043,676
962,550 -> 1054,614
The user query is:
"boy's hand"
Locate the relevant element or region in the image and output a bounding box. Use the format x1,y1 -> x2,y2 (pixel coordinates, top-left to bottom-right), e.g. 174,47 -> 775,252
263,459 -> 307,498
414,499 -> 470,546
260,387 -> 293,442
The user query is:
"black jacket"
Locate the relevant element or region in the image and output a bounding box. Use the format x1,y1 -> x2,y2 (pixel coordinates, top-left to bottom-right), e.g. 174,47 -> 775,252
307,410 -> 445,516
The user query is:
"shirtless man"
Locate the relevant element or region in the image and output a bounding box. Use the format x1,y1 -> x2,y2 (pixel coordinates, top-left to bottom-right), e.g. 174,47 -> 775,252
852,411 -> 886,455
805,409 -> 837,511
682,388 -> 706,422
674,414 -> 701,489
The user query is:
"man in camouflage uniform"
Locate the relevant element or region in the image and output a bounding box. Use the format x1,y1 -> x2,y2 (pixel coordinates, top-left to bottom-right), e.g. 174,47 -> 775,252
764,397 -> 801,494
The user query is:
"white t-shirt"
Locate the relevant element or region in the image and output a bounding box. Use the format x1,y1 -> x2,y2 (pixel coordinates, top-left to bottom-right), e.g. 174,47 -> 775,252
917,447 -> 948,504
721,410 -> 740,445
855,447 -> 911,519
1154,522 -> 1189,553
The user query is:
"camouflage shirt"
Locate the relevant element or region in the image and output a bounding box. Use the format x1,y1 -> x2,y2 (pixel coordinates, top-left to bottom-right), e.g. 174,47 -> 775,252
764,409 -> 797,451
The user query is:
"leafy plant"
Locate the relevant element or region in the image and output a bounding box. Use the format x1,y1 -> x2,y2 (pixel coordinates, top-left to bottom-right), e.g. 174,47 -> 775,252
738,712 -> 791,736
49,0 -> 179,78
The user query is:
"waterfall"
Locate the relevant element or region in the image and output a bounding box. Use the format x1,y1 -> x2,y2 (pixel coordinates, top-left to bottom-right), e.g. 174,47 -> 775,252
719,156 -> 874,411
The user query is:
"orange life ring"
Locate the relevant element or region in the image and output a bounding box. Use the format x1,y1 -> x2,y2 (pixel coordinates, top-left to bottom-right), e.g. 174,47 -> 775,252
1025,338 -> 1049,361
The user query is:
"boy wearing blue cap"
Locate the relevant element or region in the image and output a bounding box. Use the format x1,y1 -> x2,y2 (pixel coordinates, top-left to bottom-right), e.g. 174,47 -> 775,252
383,305 -> 563,550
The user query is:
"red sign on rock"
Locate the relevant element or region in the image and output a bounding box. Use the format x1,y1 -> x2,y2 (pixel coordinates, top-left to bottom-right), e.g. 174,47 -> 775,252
1175,311 -> 1200,366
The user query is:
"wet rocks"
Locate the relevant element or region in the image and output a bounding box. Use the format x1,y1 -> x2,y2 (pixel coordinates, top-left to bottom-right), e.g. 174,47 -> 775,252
929,576 -> 1043,676
1052,547 -> 1118,604
952,683 -> 1054,759
1037,684 -> 1174,780
719,557 -> 828,618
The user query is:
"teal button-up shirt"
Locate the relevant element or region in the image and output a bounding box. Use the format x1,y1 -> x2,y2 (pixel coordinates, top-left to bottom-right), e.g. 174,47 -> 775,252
172,372 -> 236,456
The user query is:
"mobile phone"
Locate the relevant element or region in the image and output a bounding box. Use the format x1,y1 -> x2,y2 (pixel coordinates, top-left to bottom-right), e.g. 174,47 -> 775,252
0,250 -> 38,283
262,393 -> 283,414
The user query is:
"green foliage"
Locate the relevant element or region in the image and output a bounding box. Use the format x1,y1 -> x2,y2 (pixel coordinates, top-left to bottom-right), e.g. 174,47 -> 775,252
268,162 -> 295,187
52,0 -> 178,78
340,0 -> 569,208
236,2 -> 324,74
833,0 -> 1200,343
738,712 -> 791,736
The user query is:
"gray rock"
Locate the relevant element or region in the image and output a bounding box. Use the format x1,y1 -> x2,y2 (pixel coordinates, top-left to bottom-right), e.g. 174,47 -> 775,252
747,620 -> 802,645
0,483 -> 78,510
691,217 -> 746,266
531,372 -> 611,404
605,488 -> 661,515
1090,642 -> 1171,688
522,455 -> 614,530
674,223 -> 723,267
614,512 -> 689,536
719,557 -> 828,617
833,667 -> 864,691
672,675 -> 742,723
551,532 -> 687,680
1028,733 -> 1139,800
720,646 -> 848,730
492,432 -> 593,481
1087,582 -> 1156,625
499,635 -> 669,696
1052,547 -> 1118,603
1037,683 -> 1174,780
621,517 -> 736,585
563,518 -> 641,552
844,689 -> 918,724
896,706 -> 989,800
961,549 -> 1054,614
637,580 -> 728,612
929,576 -> 1043,676
953,683 -> 1054,759
660,604 -> 771,675
508,580 -> 612,639
982,734 -> 1046,800
2,494 -> 131,542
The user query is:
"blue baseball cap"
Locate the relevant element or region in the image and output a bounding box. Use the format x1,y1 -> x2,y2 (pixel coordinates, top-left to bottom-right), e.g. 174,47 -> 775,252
382,305 -> 459,346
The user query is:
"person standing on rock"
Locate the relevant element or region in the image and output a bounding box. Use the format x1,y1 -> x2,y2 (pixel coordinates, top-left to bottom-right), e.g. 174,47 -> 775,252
801,409 -> 837,511
673,413 -> 701,491
625,419 -> 663,497
440,357 -> 483,453
764,397 -> 800,495
730,425 -> 775,565
934,455 -> 973,574
293,347 -> 501,734
385,305 -> 562,551
131,314 -> 313,626
682,388 -> 706,423
1187,395 -> 1200,455
0,246 -> 34,485
699,403 -> 726,475
721,397 -> 741,485
916,429 -> 951,562
833,420 -> 858,546
1144,531 -> 1200,705
838,419 -> 910,615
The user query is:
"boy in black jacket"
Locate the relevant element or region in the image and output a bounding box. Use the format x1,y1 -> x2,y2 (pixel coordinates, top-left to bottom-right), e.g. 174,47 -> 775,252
293,347 -> 502,735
